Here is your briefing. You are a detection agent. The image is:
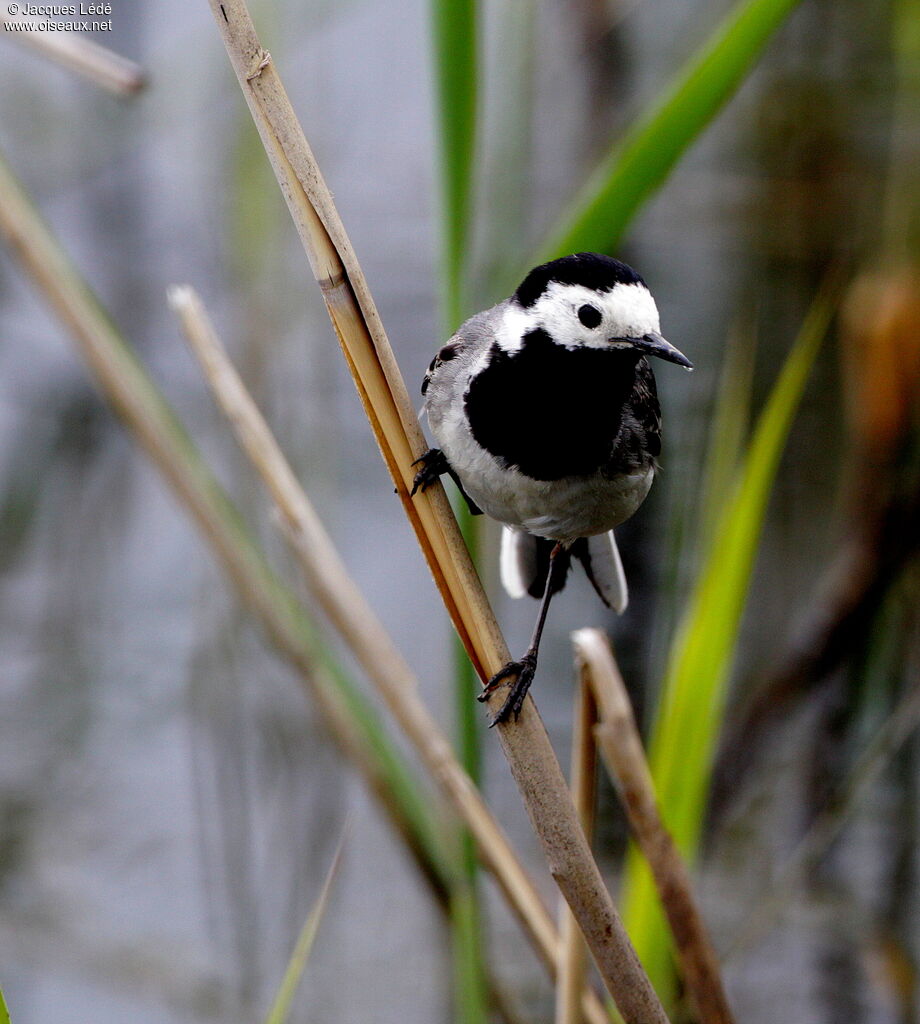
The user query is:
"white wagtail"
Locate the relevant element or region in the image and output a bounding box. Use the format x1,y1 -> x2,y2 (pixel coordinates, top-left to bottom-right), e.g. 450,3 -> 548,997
413,252 -> 692,725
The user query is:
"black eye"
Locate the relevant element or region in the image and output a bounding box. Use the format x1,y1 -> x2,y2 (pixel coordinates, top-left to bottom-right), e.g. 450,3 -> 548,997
577,304 -> 602,329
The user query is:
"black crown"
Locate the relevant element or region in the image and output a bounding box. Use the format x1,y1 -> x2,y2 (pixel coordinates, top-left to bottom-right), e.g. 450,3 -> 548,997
514,253 -> 645,309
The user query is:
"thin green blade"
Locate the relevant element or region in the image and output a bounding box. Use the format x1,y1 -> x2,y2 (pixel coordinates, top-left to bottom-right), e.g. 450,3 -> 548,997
431,0 -> 478,330
535,0 -> 802,266
430,6 -> 489,1020
263,831 -> 347,1024
697,322 -> 758,555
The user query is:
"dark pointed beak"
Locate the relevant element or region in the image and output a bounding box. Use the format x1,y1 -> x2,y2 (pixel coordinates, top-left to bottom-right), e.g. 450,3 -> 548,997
621,331 -> 693,370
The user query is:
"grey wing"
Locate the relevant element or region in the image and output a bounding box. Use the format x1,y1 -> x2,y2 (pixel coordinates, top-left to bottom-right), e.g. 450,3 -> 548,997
421,339 -> 462,397
420,305 -> 504,404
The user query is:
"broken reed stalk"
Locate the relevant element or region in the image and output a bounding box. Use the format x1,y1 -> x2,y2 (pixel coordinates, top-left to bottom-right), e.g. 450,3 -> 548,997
0,147 -> 456,904
555,678 -> 599,1024
168,283 -> 609,1024
13,33 -> 146,95
573,629 -> 736,1024
205,3 -> 669,1020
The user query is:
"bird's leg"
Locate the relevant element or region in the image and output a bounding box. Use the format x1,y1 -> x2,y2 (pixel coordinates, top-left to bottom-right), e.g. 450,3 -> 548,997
410,448 -> 482,515
480,542 -> 570,726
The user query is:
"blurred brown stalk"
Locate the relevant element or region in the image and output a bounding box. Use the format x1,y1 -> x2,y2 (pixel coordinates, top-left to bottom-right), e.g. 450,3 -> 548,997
573,629 -> 736,1024
554,679 -> 598,1024
12,32 -> 145,95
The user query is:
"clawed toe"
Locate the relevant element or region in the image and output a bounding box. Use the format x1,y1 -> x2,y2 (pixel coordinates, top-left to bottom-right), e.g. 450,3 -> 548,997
479,656 -> 537,726
476,661 -> 521,702
410,448 -> 447,497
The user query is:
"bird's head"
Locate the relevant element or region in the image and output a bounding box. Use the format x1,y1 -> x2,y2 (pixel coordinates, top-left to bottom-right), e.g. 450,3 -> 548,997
501,252 -> 692,369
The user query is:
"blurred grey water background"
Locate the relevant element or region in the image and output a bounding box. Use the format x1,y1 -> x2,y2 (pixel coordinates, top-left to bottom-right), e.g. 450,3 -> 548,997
0,1 -> 916,1022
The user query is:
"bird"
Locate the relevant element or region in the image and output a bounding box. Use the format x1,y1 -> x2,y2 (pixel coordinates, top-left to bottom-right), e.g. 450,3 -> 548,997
412,252 -> 692,725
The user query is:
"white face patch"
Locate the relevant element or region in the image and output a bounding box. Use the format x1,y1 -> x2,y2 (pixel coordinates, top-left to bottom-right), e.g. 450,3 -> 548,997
497,280 -> 661,353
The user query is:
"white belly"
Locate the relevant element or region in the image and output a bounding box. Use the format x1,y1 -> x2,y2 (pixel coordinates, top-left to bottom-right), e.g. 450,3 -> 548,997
431,402 -> 653,543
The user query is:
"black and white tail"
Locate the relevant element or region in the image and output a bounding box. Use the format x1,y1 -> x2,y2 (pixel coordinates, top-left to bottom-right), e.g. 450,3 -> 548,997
499,527 -> 628,613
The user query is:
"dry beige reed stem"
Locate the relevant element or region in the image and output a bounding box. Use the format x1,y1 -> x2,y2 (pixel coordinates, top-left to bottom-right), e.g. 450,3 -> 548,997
555,680 -> 599,1024
208,0 -> 495,684
13,32 -> 146,95
573,628 -> 736,1024
205,3 -> 669,1020
168,282 -> 610,1024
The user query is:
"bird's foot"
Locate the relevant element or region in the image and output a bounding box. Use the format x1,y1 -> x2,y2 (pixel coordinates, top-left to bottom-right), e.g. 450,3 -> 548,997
478,654 -> 537,727
410,448 -> 449,496
410,448 -> 483,515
